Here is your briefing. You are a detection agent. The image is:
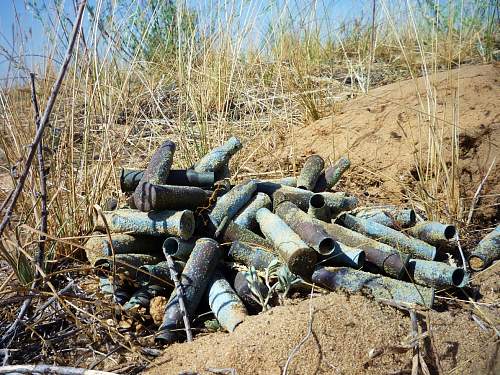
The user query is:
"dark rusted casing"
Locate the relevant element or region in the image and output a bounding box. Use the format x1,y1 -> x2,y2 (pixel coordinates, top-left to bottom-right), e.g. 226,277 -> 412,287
133,182 -> 210,212
313,220 -> 410,279
275,201 -> 335,255
140,140 -> 176,185
120,168 -> 215,192
156,238 -> 222,344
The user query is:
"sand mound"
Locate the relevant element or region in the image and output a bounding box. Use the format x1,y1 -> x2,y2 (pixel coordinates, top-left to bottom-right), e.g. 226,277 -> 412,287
252,64 -> 499,223
148,65 -> 500,375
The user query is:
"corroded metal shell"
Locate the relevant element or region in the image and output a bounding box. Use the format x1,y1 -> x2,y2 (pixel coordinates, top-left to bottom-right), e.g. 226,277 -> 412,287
312,266 -> 434,308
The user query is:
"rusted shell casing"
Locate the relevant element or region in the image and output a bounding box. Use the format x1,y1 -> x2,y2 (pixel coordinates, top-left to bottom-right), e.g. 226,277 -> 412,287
312,266 -> 434,308
209,180 -> 258,228
84,232 -> 163,266
272,187 -> 357,216
321,192 -> 358,217
407,221 -> 456,246
221,221 -> 273,249
324,156 -> 351,190
313,220 -> 410,279
133,182 -> 210,212
337,213 -> 436,261
307,194 -> 331,222
94,253 -> 161,277
233,192 -> 272,231
228,241 -> 277,270
315,156 -> 351,191
319,242 -> 365,268
272,186 -> 313,211
355,207 -> 416,229
194,136 -> 242,173
140,140 -> 176,185
137,260 -> 185,285
162,237 -> 196,261
94,209 -> 195,240
468,225 -> 500,271
156,238 -> 222,344
256,207 -> 317,277
275,201 -> 336,255
255,178 -> 297,195
233,271 -> 268,312
408,259 -> 468,288
297,155 -> 325,191
121,168 -> 215,192
207,271 -> 248,332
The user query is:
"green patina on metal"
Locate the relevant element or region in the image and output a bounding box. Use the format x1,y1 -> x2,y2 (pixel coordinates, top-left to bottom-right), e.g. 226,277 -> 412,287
256,207 -> 317,277
297,154 -> 324,191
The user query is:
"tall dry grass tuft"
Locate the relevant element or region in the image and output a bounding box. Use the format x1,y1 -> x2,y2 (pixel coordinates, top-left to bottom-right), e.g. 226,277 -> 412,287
0,0 -> 497,283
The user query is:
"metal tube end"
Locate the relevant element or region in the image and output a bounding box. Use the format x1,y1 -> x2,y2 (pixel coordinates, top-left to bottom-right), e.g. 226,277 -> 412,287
468,254 -> 487,271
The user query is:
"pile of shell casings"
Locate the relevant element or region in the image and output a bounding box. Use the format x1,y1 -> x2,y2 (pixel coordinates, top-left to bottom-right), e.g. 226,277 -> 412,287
85,138 -> 498,345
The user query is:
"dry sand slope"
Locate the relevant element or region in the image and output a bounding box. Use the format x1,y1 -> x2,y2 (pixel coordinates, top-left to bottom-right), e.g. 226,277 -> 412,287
147,65 -> 499,375
252,64 -> 499,222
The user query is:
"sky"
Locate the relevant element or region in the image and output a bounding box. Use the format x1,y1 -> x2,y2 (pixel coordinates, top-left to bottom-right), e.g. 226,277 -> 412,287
0,0 -> 369,82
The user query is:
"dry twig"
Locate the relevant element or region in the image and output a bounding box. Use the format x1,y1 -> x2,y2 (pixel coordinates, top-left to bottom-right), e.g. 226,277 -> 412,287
29,72 -> 48,274
282,285 -> 315,375
164,252 -> 193,342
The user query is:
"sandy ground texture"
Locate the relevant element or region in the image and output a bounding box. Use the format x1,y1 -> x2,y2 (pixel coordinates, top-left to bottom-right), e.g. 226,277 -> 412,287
147,65 -> 500,375
248,63 -> 499,224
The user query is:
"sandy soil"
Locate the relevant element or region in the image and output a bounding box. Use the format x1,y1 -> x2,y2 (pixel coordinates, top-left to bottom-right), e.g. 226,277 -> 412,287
147,65 -> 500,375
250,63 -> 499,224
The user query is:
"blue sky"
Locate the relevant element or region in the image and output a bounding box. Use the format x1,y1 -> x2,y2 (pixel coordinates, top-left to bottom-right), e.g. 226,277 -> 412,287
0,0 -> 368,81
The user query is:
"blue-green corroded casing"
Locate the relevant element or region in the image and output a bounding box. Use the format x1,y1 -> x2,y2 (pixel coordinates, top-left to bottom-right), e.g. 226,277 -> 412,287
140,140 -> 176,185
193,136 -> 242,173
85,232 -> 163,265
407,221 -> 456,246
337,213 -> 436,261
319,242 -> 365,268
162,237 -> 196,261
228,241 -> 277,270
314,156 -> 351,191
209,180 -> 258,228
355,207 -> 416,229
297,155 -> 325,191
312,266 -> 434,308
233,192 -> 272,231
207,270 -> 248,332
468,225 -> 500,271
408,259 -> 468,288
314,220 -> 410,279
94,208 -> 195,240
